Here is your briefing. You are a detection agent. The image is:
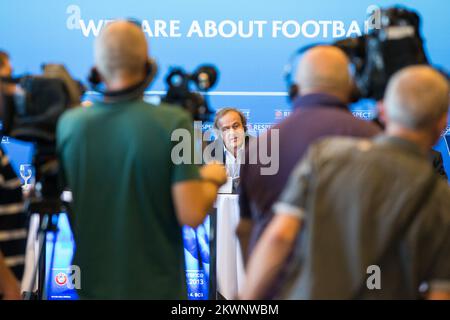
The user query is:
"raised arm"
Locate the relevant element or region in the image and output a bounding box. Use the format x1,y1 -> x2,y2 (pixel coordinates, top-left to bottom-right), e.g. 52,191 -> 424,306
172,163 -> 227,228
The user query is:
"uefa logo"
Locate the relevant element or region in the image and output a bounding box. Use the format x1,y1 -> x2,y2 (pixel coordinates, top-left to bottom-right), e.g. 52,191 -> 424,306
274,109 -> 292,121
52,265 -> 81,289
240,109 -> 251,121
55,272 -> 68,286
275,110 -> 283,120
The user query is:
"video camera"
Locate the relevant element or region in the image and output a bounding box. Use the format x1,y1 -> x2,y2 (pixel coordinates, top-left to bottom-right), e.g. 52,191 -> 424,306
334,6 -> 429,100
0,64 -> 84,213
162,64 -> 218,122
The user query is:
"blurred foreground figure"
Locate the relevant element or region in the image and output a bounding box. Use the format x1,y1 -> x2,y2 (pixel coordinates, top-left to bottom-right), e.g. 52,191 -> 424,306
242,66 -> 450,300
237,46 -> 380,297
57,21 -> 226,299
0,50 -> 27,299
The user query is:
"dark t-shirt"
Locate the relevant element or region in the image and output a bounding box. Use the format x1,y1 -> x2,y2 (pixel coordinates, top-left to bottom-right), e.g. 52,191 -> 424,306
57,100 -> 200,299
239,93 -> 381,254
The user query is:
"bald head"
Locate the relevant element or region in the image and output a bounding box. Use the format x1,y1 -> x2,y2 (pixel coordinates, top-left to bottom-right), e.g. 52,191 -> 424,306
295,46 -> 352,101
384,66 -> 449,130
95,20 -> 148,85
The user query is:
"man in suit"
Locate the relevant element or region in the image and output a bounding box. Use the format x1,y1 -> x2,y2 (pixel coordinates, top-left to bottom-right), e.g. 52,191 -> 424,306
205,107 -> 251,192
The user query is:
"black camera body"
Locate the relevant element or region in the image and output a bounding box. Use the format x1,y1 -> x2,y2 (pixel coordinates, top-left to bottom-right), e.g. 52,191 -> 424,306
0,64 -> 83,213
335,6 -> 429,100
162,65 -> 218,122
2,64 -> 83,141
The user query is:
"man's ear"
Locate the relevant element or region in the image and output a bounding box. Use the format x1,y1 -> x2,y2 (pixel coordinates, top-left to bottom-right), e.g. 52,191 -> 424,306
377,100 -> 387,125
348,80 -> 361,103
88,67 -> 102,87
435,112 -> 448,138
429,113 -> 449,146
288,84 -> 299,101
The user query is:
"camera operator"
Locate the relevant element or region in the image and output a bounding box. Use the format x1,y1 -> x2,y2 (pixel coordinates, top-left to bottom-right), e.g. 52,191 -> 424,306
242,66 -> 450,300
237,46 -> 381,298
338,6 -> 448,180
374,97 -> 448,180
56,20 -> 227,299
0,144 -> 24,300
0,51 -> 27,299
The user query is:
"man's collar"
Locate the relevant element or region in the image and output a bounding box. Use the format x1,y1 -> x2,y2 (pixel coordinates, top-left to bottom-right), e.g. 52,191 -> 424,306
224,144 -> 244,159
292,93 -> 348,111
373,134 -> 427,158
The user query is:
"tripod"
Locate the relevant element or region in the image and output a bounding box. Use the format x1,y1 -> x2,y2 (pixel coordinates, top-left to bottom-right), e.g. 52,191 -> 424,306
18,143 -> 66,300
22,198 -> 62,300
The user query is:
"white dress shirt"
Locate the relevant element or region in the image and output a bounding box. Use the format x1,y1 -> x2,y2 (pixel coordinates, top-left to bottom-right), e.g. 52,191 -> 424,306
224,146 -> 244,179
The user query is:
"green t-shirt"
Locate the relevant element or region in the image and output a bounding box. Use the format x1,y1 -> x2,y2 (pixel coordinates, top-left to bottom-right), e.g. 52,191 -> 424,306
57,99 -> 200,299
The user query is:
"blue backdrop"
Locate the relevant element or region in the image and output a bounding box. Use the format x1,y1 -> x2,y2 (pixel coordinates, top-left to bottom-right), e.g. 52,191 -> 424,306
0,0 -> 449,299
1,0 -> 449,166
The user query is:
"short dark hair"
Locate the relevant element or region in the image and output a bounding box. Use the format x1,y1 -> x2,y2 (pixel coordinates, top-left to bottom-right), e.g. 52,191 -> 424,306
0,50 -> 9,69
214,107 -> 248,132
